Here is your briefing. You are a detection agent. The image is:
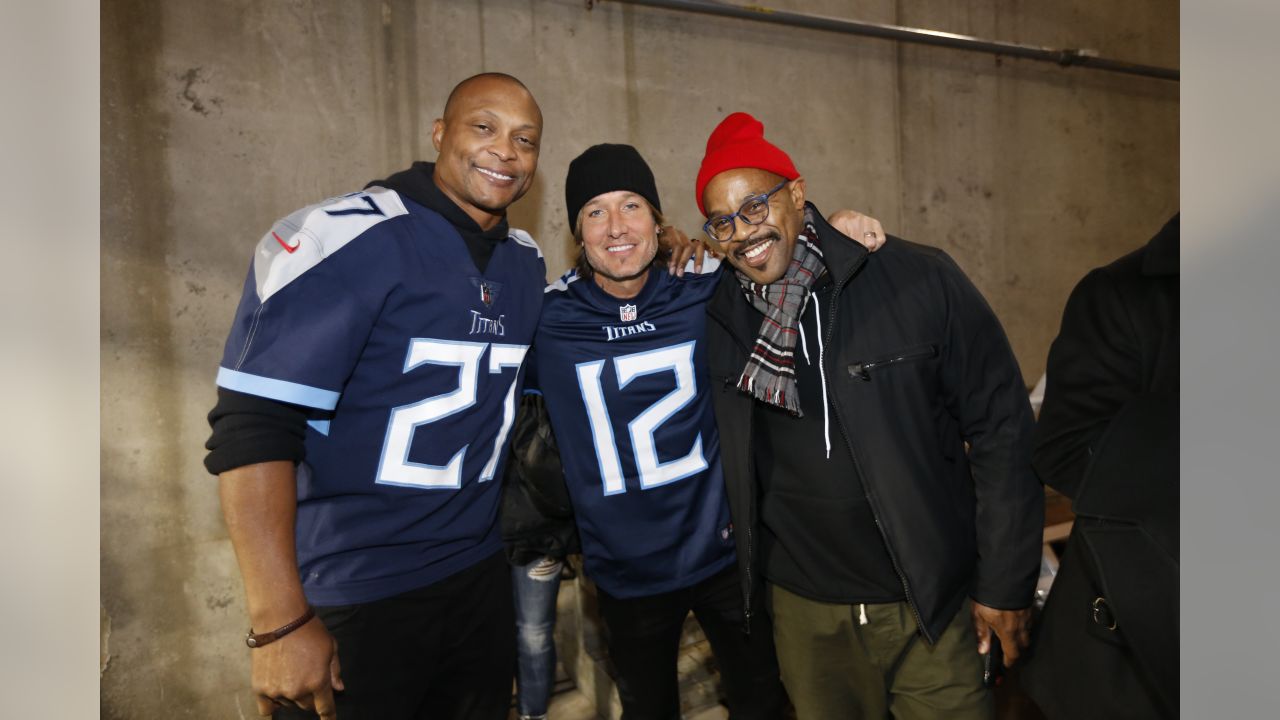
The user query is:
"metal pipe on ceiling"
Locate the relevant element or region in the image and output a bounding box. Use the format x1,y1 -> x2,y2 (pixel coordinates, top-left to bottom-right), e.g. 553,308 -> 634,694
602,0 -> 1178,82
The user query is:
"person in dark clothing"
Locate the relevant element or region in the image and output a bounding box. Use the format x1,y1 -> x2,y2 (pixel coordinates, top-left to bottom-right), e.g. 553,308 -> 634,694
501,392 -> 580,720
694,112 -> 1043,719
205,73 -> 545,720
1022,214 -> 1179,719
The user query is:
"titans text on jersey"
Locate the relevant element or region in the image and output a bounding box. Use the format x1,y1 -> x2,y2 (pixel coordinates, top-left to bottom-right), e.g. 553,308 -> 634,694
602,321 -> 657,342
216,186 -> 546,605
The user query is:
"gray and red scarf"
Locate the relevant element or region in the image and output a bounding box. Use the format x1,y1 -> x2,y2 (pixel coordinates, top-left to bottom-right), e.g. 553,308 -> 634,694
734,208 -> 827,416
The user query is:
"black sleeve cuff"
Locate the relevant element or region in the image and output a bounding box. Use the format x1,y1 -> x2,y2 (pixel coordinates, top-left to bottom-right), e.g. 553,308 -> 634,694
204,388 -> 310,475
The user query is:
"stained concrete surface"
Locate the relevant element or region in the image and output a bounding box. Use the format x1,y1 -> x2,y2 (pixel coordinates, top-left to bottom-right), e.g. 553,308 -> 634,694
101,0 -> 1177,716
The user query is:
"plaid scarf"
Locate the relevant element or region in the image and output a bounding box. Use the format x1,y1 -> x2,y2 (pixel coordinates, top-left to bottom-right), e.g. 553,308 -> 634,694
734,208 -> 827,416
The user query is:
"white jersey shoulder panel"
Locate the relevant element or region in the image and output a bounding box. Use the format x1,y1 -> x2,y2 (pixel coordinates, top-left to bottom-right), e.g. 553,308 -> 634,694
685,255 -> 722,275
252,186 -> 409,302
508,227 -> 543,259
545,268 -> 582,294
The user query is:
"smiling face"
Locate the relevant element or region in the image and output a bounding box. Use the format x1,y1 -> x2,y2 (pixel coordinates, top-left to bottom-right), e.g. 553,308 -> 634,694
577,191 -> 661,299
431,76 -> 543,230
701,168 -> 807,285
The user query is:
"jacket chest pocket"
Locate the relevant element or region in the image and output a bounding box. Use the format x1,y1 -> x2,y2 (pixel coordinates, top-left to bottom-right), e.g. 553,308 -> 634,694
847,344 -> 938,382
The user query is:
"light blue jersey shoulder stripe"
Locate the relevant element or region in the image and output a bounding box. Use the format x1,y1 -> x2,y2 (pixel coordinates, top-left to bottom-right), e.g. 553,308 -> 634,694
216,367 -> 341,410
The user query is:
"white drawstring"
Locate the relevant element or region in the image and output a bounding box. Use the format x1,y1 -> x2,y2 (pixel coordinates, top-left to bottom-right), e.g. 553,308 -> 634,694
798,317 -> 808,363
859,603 -> 869,625
812,301 -> 832,459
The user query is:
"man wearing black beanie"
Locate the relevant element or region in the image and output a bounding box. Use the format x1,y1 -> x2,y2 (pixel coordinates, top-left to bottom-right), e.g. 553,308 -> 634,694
563,143 -> 672,285
519,143 -> 789,720
564,143 -> 664,224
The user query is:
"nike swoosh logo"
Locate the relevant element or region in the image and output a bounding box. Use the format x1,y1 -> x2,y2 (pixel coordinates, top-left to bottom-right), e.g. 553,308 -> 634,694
273,231 -> 300,253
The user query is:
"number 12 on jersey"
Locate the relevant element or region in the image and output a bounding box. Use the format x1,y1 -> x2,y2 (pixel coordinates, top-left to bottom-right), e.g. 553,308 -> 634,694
575,341 -> 708,496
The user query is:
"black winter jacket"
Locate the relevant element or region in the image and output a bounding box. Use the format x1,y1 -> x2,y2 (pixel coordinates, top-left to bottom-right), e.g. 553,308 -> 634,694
501,394 -> 580,566
1022,215 -> 1178,719
705,205 -> 1043,642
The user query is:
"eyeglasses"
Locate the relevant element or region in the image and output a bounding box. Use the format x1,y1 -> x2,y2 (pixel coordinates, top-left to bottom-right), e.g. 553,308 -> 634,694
702,180 -> 789,245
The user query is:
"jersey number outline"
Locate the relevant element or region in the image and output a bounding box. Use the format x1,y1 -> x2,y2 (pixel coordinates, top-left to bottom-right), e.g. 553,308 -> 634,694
324,194 -> 384,217
575,341 -> 708,496
376,339 -> 528,489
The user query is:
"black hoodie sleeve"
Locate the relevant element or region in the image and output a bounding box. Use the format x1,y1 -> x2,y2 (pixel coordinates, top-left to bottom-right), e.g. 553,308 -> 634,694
204,388 -> 308,475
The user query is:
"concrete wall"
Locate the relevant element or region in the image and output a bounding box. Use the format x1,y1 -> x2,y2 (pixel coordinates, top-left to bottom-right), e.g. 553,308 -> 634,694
101,0 -> 1177,716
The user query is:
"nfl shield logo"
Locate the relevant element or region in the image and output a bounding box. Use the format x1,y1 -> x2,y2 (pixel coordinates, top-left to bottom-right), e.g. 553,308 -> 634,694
471,277 -> 501,306
619,304 -> 637,322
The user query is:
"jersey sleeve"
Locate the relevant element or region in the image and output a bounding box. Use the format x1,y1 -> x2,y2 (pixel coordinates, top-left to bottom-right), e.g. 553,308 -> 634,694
215,188 -> 409,410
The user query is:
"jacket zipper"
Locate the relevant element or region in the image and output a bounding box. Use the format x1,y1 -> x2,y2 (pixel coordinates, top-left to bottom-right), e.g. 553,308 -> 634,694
823,263 -> 934,644
847,346 -> 939,382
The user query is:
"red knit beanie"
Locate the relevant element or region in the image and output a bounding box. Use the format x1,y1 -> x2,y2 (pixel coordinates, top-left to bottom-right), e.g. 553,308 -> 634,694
695,112 -> 799,216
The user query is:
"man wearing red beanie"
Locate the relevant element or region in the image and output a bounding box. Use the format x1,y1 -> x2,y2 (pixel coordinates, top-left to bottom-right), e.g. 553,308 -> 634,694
695,112 -> 1043,720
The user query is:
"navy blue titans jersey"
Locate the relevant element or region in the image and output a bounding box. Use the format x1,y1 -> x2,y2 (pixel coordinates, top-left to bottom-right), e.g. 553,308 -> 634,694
533,259 -> 734,599
216,186 -> 546,606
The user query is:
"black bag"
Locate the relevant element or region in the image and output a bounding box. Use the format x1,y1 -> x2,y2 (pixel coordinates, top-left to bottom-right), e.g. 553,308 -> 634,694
500,393 -> 580,565
508,393 -> 573,519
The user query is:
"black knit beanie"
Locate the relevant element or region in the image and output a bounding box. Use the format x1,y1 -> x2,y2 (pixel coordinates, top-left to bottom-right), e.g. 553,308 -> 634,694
564,144 -> 662,227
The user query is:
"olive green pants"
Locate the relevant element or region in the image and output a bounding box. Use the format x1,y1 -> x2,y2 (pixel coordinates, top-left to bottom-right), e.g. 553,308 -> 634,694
769,584 -> 992,720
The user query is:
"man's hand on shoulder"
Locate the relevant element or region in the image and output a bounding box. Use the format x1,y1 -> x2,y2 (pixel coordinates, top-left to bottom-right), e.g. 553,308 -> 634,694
971,601 -> 1032,667
252,615 -> 344,718
827,209 -> 885,252
659,225 -> 713,276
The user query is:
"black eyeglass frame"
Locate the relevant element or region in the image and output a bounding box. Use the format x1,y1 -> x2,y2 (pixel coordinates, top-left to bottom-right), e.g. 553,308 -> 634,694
702,179 -> 790,245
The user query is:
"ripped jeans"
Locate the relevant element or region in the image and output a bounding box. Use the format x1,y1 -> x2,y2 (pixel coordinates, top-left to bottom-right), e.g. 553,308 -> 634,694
511,556 -> 564,718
